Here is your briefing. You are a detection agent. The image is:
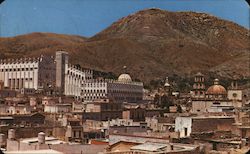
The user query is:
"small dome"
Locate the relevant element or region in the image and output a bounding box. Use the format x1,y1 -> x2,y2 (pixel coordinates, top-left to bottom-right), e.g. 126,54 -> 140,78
118,74 -> 132,82
164,83 -> 170,87
206,79 -> 227,95
195,72 -> 204,76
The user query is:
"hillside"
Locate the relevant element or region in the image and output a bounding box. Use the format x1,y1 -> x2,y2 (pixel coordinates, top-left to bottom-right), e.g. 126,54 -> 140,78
0,8 -> 249,83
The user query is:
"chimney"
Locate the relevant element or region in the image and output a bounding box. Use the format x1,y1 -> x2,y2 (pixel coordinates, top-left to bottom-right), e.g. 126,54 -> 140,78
8,129 -> 15,140
0,133 -> 6,147
38,132 -> 45,144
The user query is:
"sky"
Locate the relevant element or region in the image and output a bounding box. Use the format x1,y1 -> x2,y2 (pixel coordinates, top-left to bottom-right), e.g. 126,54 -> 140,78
0,0 -> 249,37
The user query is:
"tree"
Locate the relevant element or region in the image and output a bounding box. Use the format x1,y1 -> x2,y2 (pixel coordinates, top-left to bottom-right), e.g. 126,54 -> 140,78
177,105 -> 182,113
160,94 -> 173,112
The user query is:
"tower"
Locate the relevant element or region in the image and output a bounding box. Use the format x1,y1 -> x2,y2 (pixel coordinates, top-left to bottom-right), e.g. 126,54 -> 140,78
192,72 -> 205,99
231,77 -> 238,90
164,77 -> 171,95
55,51 -> 69,95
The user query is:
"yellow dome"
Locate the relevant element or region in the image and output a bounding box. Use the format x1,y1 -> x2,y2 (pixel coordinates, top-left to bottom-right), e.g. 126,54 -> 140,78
118,74 -> 132,82
206,79 -> 227,95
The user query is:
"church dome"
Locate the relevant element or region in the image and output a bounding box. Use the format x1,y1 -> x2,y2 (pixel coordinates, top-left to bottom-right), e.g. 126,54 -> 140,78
195,72 -> 204,76
118,74 -> 132,82
164,83 -> 170,87
206,79 -> 227,95
164,77 -> 170,87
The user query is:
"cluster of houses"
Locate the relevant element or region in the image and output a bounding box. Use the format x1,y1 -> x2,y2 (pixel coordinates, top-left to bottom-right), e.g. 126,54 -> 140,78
0,51 -> 249,153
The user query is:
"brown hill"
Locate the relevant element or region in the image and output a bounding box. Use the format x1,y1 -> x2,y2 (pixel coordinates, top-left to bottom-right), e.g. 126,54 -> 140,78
0,8 -> 249,83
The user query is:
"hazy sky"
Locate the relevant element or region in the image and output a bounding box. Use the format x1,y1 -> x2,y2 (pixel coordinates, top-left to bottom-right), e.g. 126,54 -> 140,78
0,0 -> 249,37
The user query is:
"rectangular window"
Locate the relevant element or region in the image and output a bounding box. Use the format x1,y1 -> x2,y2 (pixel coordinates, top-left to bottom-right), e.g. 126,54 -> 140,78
73,131 -> 76,138
184,127 -> 188,136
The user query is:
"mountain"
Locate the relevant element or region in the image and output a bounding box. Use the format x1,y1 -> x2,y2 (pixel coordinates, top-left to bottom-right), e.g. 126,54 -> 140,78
0,8 -> 249,83
0,32 -> 86,58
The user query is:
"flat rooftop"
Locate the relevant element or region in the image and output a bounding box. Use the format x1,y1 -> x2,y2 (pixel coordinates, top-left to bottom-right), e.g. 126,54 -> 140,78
5,149 -> 63,154
21,136 -> 66,145
130,142 -> 168,152
178,116 -> 234,119
129,142 -> 198,152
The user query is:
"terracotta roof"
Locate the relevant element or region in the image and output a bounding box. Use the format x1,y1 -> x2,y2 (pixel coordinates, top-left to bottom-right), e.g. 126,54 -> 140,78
206,85 -> 227,95
206,79 -> 227,95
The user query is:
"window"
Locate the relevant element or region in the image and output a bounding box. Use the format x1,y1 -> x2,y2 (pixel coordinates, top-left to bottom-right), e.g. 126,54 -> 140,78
233,93 -> 237,97
184,127 -> 188,136
213,102 -> 220,105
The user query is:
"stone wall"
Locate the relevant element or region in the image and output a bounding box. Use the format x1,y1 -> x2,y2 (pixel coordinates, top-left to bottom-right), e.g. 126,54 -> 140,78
191,117 -> 235,133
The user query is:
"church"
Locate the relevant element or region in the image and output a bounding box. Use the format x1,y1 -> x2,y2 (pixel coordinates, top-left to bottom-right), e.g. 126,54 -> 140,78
191,72 -> 243,113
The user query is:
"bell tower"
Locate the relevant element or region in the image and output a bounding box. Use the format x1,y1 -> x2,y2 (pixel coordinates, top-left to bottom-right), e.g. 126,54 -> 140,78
164,77 -> 171,95
192,72 -> 205,99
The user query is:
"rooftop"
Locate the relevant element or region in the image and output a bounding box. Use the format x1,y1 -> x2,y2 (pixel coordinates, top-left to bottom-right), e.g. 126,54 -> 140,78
130,142 -> 167,152
5,149 -> 63,154
178,115 -> 234,119
21,136 -> 66,145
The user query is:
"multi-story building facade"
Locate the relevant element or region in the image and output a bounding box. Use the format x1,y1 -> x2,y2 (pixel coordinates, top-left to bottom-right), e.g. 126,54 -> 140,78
0,51 -> 143,102
81,74 -> 143,103
0,56 -> 56,90
55,51 -> 93,98
64,64 -> 93,98
82,99 -> 123,121
0,51 -> 93,99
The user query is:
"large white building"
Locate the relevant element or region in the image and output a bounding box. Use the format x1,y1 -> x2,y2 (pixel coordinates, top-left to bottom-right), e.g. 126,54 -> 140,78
81,73 -> 143,103
0,51 -> 143,102
55,51 -> 93,98
0,51 -> 92,98
0,56 -> 56,90
64,64 -> 93,98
